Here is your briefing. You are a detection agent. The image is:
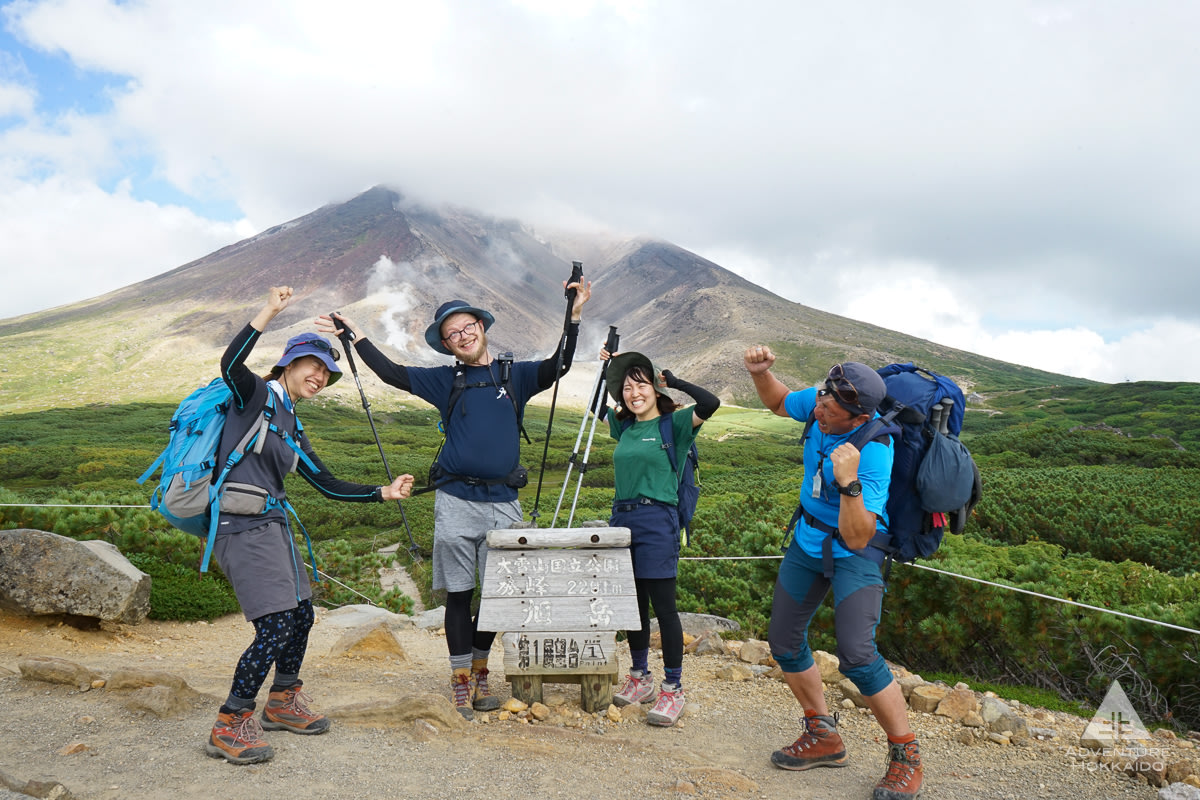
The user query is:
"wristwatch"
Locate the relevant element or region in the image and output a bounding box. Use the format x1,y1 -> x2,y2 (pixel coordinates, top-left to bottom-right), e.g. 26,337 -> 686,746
837,480 -> 863,497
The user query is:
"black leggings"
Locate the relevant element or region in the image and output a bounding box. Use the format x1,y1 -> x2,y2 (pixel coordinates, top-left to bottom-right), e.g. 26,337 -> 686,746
627,577 -> 682,670
229,600 -> 314,702
445,589 -> 497,657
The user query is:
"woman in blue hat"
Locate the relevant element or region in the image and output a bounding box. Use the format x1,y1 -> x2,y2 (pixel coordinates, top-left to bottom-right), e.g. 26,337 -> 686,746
206,286 -> 415,766
601,348 -> 720,727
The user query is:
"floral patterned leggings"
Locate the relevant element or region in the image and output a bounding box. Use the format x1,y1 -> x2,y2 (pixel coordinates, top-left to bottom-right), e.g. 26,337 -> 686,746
229,599 -> 314,702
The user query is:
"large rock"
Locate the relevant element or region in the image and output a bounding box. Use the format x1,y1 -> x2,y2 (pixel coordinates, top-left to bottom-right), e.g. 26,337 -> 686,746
0,529 -> 150,624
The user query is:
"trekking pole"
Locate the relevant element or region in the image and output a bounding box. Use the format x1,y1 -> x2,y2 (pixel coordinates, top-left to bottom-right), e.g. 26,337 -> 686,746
330,315 -> 422,563
565,347 -> 616,528
528,260 -> 585,525
552,325 -> 619,526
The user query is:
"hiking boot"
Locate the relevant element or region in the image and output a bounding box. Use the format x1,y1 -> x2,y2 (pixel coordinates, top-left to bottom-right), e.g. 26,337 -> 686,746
451,668 -> 474,720
646,682 -> 685,726
873,739 -> 923,800
613,670 -> 656,707
261,684 -> 331,735
770,713 -> 848,770
471,661 -> 501,712
206,709 -> 274,765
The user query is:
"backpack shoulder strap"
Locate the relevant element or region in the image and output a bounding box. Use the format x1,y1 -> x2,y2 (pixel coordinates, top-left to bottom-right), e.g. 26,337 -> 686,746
443,365 -> 469,426
443,362 -> 531,443
658,414 -> 681,482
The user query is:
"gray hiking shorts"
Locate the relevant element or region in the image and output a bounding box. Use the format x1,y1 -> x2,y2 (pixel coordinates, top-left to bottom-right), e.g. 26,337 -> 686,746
432,491 -> 523,593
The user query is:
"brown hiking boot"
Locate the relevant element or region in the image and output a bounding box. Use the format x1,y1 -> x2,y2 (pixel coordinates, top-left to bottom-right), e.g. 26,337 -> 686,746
452,668 -> 474,720
261,684 -> 330,735
770,713 -> 848,770
873,739 -> 923,799
206,709 -> 274,765
471,660 -> 501,712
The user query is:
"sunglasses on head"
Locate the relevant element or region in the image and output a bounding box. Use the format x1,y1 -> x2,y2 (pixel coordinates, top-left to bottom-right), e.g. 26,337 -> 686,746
823,363 -> 859,407
285,339 -> 341,361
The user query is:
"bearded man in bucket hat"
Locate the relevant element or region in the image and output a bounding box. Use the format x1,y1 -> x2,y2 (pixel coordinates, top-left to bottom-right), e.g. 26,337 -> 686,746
317,276 -> 591,719
744,347 -> 923,800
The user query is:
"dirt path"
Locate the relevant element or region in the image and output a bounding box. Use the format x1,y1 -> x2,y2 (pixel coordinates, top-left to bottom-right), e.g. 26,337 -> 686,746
0,607 -> 1185,800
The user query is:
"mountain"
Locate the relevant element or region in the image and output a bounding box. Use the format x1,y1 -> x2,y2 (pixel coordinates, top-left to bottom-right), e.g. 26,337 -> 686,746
0,186 -> 1087,414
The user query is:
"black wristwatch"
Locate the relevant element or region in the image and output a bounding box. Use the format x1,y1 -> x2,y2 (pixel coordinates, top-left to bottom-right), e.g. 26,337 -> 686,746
837,480 -> 863,497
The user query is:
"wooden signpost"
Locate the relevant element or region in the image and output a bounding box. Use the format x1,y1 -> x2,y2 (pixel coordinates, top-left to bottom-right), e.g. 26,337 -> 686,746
477,526 -> 639,712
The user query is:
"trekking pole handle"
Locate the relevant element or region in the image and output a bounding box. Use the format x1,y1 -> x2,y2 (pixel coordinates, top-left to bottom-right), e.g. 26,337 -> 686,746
591,326 -> 620,414
604,325 -> 619,354
565,260 -> 584,305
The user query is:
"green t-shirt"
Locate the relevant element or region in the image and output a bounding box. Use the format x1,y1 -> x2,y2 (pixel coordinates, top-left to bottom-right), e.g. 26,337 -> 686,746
608,408 -> 700,505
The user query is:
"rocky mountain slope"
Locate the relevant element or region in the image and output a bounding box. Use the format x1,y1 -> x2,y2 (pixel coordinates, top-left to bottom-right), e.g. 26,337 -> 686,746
0,186 -> 1082,415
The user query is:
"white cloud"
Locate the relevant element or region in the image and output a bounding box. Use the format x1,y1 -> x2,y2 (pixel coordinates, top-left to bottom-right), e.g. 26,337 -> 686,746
1,0 -> 1199,382
0,176 -> 250,317
0,80 -> 34,118
835,266 -> 1200,383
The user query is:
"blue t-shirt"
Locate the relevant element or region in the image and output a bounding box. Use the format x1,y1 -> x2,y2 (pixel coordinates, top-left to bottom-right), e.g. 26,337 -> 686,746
785,387 -> 892,560
407,360 -> 542,502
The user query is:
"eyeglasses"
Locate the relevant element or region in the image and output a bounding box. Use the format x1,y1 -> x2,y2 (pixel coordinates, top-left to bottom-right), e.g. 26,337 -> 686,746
824,363 -> 859,407
285,339 -> 341,361
442,320 -> 480,344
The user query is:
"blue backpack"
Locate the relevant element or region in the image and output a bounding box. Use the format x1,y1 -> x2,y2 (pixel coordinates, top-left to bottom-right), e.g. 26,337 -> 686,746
620,414 -> 701,545
138,378 -> 317,573
795,363 -> 981,569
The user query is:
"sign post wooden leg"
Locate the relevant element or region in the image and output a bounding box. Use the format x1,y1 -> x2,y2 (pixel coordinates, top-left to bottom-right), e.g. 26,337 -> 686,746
511,674 -> 543,706
580,673 -> 614,713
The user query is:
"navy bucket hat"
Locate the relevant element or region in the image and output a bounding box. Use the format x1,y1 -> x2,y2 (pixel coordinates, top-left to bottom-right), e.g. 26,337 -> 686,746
275,334 -> 342,385
424,300 -> 496,356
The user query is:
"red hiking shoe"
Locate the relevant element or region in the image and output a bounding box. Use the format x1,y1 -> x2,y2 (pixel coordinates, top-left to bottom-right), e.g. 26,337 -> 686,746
873,739 -> 923,799
770,713 -> 848,770
261,685 -> 331,735
206,709 -> 274,765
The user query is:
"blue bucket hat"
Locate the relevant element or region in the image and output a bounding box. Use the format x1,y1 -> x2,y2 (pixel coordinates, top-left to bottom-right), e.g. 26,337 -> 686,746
424,300 -> 496,356
275,333 -> 342,385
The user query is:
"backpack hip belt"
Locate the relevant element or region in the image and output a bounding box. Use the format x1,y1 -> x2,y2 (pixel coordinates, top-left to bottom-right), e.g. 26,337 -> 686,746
798,508 -> 888,578
612,497 -> 673,514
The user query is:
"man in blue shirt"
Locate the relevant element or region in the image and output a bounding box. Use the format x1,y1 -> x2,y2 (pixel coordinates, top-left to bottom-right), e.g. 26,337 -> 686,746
745,346 -> 922,800
319,277 -> 590,719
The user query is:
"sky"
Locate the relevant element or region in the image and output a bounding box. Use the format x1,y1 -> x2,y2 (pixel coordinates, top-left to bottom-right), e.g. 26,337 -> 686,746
2,0 -> 1199,383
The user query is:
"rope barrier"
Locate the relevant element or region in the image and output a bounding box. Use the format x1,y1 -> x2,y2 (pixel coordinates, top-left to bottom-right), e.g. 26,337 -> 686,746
681,555 -> 783,561
3,501 -> 1196,634
0,503 -> 151,508
906,561 -> 1200,636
